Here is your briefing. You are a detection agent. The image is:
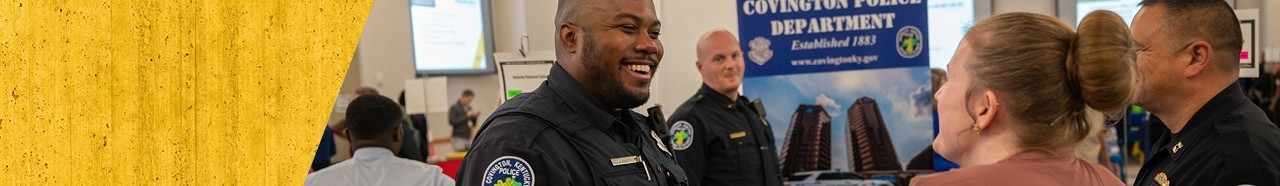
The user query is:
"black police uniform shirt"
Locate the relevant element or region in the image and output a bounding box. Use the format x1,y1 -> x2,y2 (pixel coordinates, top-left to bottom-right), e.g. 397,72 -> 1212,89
456,64 -> 689,186
666,84 -> 782,186
1134,84 -> 1280,186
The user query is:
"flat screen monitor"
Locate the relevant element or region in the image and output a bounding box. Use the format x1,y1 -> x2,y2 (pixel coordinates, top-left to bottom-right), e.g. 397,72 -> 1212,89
409,0 -> 497,75
927,0 -> 976,70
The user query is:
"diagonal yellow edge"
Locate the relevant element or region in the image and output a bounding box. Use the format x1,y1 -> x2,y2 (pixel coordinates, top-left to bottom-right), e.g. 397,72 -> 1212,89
0,0 -> 373,184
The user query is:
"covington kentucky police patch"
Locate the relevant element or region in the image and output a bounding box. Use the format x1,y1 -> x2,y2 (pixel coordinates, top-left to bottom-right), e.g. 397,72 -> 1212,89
483,156 -> 535,186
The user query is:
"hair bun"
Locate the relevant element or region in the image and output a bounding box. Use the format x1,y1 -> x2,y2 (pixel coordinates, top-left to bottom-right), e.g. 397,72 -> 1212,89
1071,10 -> 1134,112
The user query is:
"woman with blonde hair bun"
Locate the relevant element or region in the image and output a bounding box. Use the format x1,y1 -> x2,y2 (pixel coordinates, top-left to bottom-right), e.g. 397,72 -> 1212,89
911,10 -> 1133,186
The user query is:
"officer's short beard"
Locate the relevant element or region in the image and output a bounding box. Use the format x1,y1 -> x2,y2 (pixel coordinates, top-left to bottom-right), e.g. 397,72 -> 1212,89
582,36 -> 651,109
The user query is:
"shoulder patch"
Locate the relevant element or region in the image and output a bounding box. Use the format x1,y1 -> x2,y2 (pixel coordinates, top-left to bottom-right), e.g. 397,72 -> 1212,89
669,121 -> 694,150
483,156 -> 535,186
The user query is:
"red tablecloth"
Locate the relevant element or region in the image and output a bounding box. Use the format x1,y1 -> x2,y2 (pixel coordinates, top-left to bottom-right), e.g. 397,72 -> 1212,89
436,159 -> 463,179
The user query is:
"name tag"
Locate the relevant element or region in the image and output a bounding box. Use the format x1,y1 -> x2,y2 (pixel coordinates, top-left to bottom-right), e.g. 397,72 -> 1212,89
609,155 -> 652,180
611,156 -> 642,166
730,131 -> 747,139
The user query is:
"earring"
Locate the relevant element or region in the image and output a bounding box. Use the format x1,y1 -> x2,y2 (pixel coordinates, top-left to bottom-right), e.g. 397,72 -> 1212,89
972,123 -> 982,134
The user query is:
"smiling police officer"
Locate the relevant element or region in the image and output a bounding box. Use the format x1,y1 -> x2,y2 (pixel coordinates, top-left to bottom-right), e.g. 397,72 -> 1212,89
454,0 -> 687,185
667,29 -> 782,186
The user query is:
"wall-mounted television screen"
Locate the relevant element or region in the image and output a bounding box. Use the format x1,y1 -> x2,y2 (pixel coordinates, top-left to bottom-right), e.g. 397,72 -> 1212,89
409,0 -> 497,75
927,0 -> 976,70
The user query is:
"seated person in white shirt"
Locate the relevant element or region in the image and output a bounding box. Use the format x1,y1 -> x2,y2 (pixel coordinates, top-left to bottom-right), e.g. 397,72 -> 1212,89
307,94 -> 455,186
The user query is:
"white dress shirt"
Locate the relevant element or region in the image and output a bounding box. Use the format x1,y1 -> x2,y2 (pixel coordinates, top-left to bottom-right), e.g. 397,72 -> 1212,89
306,147 -> 454,186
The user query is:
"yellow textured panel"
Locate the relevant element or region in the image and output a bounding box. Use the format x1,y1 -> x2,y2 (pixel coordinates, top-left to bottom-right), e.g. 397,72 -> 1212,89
0,0 -> 373,184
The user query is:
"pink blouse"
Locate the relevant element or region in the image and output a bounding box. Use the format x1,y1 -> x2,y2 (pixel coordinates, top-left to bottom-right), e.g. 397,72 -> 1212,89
911,150 -> 1124,186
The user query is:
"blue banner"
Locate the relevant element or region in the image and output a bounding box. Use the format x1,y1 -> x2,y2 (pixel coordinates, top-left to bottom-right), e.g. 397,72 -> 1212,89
738,0 -> 929,77
738,0 -> 935,184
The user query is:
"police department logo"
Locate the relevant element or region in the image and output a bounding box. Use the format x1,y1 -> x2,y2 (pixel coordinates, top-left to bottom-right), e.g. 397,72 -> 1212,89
483,156 -> 535,186
747,37 -> 773,66
896,25 -> 923,59
669,121 -> 694,150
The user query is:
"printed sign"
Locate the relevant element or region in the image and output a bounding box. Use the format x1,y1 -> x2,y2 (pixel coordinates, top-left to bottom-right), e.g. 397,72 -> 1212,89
738,0 -> 936,181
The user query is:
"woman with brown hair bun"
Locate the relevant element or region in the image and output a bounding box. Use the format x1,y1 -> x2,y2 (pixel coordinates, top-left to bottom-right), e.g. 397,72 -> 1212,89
911,10 -> 1133,186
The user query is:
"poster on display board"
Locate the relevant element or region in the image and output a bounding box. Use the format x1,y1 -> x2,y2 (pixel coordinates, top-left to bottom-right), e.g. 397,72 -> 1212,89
496,51 -> 556,100
1236,9 -> 1259,78
737,0 -> 934,184
498,60 -> 554,99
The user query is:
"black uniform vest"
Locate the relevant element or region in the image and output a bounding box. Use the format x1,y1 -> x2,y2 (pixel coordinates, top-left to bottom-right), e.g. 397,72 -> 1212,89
477,85 -> 689,186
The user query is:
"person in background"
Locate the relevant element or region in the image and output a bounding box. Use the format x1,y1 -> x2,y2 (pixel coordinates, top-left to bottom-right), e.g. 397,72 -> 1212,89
324,87 -> 384,165
335,87 -> 425,162
1255,51 -> 1280,125
912,11 -> 1131,186
399,90 -> 430,158
1074,110 -> 1119,176
448,89 -> 479,152
455,0 -> 688,185
666,28 -> 780,186
1129,0 -> 1280,185
1268,52 -> 1280,123
1241,51 -> 1277,124
330,87 -> 382,139
305,94 -> 454,186
1098,122 -> 1122,176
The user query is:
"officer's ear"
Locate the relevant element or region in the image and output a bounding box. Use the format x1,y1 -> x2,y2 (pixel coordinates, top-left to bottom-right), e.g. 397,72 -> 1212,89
1179,41 -> 1213,78
559,23 -> 580,54
695,55 -> 706,72
392,123 -> 403,142
696,59 -> 703,72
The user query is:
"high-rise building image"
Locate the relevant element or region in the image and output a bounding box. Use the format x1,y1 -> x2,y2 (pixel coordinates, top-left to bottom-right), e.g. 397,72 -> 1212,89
846,97 -> 903,172
779,105 -> 832,176
906,145 -> 935,171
